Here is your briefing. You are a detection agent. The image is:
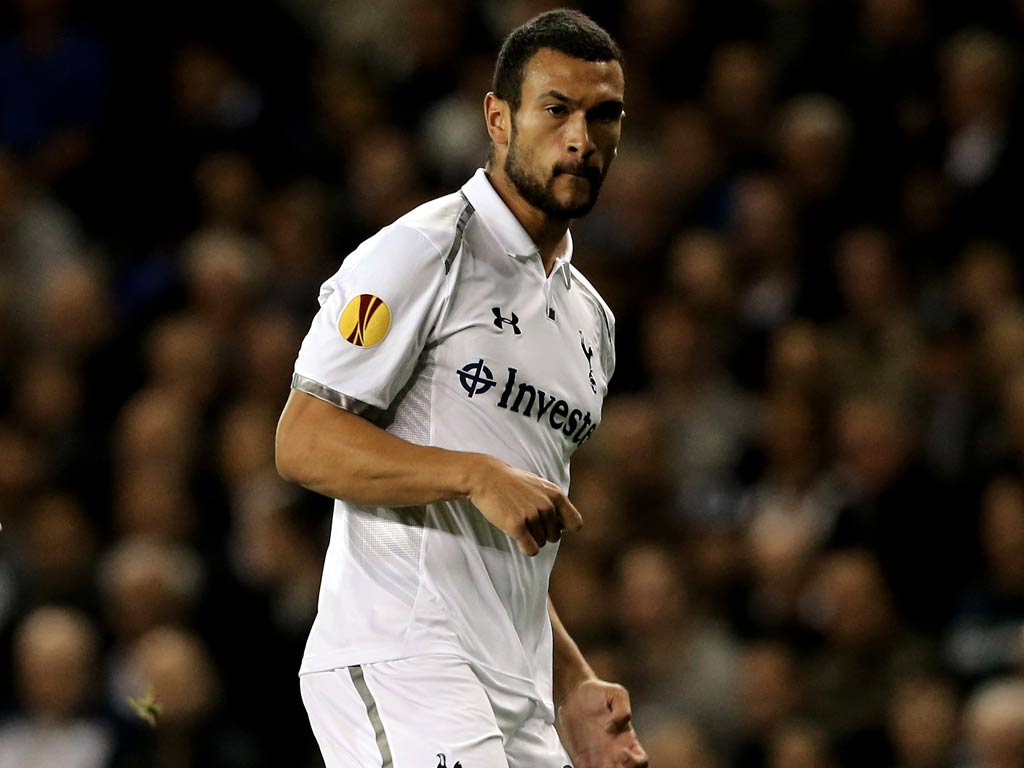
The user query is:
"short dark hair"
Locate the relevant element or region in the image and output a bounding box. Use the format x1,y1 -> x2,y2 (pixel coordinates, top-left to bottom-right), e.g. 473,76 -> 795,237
492,9 -> 623,112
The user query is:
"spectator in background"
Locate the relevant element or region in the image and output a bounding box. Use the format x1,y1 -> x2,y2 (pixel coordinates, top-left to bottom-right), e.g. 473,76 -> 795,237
237,310 -> 303,405
657,105 -> 728,228
765,320 -> 833,402
739,390 -> 841,549
740,506 -> 820,647
616,0 -> 703,111
342,126 -> 431,239
666,229 -> 738,366
643,716 -> 723,768
111,625 -> 258,768
940,29 -> 1020,243
803,550 -> 934,767
16,494 -> 98,614
114,388 -> 198,478
946,476 -> 1024,683
181,228 -> 267,340
641,298 -> 757,508
777,94 -> 858,281
989,367 -> 1024,479
8,351 -> 101,498
0,606 -> 113,768
143,314 -> 222,412
548,545 -> 614,650
99,537 -> 204,709
194,151 -> 262,233
729,173 -> 802,387
260,182 -> 332,314
915,306 -> 987,485
734,640 -> 806,768
585,395 -> 671,517
615,541 -> 743,754
419,53 -> 495,187
113,463 -> 197,545
828,226 -> 921,406
0,0 -> 108,193
767,721 -> 838,768
705,41 -> 777,171
977,306 -> 1024,409
962,677 -> 1024,768
953,241 -> 1019,324
828,393 -> 963,629
0,424 -> 44,527
0,151 -> 84,328
885,673 -> 960,768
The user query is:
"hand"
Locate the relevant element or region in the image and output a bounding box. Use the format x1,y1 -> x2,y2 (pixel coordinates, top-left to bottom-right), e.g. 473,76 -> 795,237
466,455 -> 583,556
557,679 -> 648,768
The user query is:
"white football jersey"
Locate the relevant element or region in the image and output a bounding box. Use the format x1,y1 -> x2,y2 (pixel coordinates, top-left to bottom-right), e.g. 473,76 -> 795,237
292,169 -> 615,722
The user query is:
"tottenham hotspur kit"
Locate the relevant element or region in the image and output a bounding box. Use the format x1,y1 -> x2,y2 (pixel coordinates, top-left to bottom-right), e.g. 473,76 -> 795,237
292,169 -> 615,767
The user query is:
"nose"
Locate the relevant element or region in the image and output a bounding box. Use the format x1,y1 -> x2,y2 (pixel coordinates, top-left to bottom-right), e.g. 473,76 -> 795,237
566,112 -> 596,157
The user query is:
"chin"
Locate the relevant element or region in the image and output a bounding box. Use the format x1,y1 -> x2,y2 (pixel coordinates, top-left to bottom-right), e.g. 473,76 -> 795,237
559,200 -> 598,219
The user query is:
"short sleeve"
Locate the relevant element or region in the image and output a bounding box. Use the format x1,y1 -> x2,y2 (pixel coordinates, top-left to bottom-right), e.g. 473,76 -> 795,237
292,225 -> 447,417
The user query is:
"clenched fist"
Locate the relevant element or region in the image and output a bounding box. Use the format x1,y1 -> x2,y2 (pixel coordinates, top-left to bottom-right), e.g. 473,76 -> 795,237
557,679 -> 648,768
467,455 -> 583,556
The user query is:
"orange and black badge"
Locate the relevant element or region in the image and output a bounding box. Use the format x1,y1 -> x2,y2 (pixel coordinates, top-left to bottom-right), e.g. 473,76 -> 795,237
339,294 -> 391,347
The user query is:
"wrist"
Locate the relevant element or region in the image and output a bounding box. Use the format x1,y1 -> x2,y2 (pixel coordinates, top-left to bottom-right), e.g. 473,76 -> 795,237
555,658 -> 597,709
450,451 -> 495,499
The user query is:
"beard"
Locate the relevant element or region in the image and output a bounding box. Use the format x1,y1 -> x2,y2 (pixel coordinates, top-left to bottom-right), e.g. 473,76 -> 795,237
504,125 -> 607,219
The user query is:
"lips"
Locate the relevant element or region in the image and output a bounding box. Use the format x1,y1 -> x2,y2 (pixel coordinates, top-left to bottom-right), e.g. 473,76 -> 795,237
558,168 -> 597,180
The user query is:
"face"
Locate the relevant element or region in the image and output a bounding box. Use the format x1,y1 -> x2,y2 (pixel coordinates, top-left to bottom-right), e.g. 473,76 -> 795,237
500,48 -> 624,219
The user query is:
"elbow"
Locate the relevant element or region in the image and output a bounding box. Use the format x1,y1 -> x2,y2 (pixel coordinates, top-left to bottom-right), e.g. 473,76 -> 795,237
275,450 -> 297,485
274,423 -> 303,485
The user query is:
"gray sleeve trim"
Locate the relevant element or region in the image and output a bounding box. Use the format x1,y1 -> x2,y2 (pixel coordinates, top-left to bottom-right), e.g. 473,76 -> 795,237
291,373 -> 383,420
444,195 -> 475,274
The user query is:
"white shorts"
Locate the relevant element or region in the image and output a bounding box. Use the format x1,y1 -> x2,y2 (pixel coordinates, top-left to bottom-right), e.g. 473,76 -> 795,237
300,654 -> 572,768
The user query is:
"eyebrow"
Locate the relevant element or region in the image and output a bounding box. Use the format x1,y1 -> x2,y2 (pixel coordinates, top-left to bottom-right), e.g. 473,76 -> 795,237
539,89 -> 576,105
537,90 -> 625,113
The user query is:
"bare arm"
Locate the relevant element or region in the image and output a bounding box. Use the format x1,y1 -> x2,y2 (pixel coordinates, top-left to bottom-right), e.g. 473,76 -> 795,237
275,389 -> 583,555
276,388 -> 477,506
550,596 -> 598,706
550,598 -> 648,768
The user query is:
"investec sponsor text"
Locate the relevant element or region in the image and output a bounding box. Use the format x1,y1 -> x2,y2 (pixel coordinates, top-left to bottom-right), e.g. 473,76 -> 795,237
458,359 -> 599,445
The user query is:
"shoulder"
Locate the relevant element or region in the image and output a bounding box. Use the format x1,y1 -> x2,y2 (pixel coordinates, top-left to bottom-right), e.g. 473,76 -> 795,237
337,191 -> 470,272
393,190 -> 476,272
569,265 -> 615,338
318,192 -> 475,304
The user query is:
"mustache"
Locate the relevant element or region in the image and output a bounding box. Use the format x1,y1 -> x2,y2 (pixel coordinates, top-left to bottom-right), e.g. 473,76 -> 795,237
553,161 -> 603,184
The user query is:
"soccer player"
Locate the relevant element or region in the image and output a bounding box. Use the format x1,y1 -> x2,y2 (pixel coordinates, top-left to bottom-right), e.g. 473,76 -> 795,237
276,10 -> 647,768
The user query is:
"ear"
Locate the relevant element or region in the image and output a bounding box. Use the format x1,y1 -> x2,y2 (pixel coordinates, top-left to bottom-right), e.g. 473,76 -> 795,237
484,92 -> 510,148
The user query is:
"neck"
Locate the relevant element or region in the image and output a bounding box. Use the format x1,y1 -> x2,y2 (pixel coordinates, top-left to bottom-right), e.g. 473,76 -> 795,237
485,165 -> 570,275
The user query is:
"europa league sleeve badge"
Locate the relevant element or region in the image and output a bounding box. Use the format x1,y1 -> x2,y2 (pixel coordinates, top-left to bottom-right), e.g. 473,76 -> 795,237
339,294 -> 392,348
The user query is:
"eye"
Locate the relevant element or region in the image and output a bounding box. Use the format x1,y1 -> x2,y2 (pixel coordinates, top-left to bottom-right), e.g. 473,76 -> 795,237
545,104 -> 569,117
588,104 -> 623,123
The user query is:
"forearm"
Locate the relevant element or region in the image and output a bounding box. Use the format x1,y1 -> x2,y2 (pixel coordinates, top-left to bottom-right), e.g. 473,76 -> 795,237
549,597 -> 597,707
276,388 -> 488,506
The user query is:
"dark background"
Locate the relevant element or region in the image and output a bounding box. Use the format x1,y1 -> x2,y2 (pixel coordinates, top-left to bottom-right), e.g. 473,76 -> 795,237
2,0 -> 1024,765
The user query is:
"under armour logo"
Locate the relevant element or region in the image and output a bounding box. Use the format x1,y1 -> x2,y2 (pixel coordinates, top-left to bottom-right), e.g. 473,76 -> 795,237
492,307 -> 521,334
579,331 -> 597,393
436,754 -> 461,768
458,359 -> 496,397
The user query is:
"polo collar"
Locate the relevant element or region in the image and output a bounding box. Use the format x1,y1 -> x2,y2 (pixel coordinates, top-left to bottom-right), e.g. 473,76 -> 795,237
461,169 -> 573,289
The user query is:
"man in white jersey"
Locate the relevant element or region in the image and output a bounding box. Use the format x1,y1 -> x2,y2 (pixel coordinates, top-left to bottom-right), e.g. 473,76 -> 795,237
276,9 -> 647,768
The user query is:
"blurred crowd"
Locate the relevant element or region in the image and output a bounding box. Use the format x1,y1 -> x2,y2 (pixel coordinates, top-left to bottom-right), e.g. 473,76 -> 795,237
2,0 -> 1024,766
